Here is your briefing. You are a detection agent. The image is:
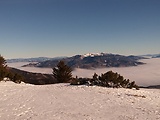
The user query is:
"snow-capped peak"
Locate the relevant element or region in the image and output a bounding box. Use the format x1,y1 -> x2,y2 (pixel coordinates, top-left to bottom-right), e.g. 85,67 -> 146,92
82,53 -> 106,58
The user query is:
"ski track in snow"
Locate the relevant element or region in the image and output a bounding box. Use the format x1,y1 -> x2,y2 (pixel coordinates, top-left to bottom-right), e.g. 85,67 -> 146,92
0,81 -> 160,120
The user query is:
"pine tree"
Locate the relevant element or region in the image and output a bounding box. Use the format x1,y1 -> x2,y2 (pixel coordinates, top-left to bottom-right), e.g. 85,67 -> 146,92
0,55 -> 7,81
93,73 -> 98,80
0,55 -> 23,83
0,55 -> 6,68
53,61 -> 72,83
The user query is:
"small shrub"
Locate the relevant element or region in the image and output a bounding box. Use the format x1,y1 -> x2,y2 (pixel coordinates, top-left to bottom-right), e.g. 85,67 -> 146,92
70,77 -> 89,85
92,71 -> 139,89
12,73 -> 23,84
71,71 -> 139,90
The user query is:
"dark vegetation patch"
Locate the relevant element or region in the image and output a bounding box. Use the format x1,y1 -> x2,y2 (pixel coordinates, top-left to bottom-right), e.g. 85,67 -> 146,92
9,68 -> 57,85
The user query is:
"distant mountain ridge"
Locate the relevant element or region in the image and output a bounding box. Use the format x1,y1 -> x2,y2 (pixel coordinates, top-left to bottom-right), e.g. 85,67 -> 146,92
7,56 -> 66,63
152,54 -> 160,58
22,53 -> 145,69
140,54 -> 160,58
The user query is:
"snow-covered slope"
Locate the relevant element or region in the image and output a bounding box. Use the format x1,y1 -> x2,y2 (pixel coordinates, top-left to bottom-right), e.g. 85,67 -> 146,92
82,53 -> 106,57
0,81 -> 160,120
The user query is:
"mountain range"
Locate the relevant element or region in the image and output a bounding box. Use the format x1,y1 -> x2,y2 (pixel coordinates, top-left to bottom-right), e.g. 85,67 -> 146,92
21,53 -> 145,69
7,57 -> 66,63
140,54 -> 160,58
152,54 -> 160,58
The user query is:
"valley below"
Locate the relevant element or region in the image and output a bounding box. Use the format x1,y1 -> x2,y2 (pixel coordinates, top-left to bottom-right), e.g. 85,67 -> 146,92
7,58 -> 160,87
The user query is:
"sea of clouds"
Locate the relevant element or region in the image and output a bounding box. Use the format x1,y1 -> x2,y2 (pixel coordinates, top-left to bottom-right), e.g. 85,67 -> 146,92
7,58 -> 160,87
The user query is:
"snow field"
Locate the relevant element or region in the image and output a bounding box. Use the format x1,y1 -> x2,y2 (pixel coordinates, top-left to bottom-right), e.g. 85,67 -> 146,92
0,81 -> 160,120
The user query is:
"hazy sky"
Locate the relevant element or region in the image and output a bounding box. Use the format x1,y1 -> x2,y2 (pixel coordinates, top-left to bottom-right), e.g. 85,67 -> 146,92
0,0 -> 160,59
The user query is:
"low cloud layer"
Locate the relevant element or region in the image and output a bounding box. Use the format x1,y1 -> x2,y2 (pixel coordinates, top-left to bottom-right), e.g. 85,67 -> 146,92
7,58 -> 160,87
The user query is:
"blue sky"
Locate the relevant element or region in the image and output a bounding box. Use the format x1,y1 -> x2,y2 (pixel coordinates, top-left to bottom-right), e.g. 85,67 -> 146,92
0,0 -> 160,59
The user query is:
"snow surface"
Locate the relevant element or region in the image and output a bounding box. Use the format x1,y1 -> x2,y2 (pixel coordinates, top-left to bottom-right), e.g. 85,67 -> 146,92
0,81 -> 159,120
7,58 -> 160,87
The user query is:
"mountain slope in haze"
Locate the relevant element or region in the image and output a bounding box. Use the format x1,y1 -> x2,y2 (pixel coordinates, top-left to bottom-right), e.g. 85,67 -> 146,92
7,57 -> 66,63
140,54 -> 160,58
152,54 -> 160,58
9,68 -> 56,85
23,53 -> 145,69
